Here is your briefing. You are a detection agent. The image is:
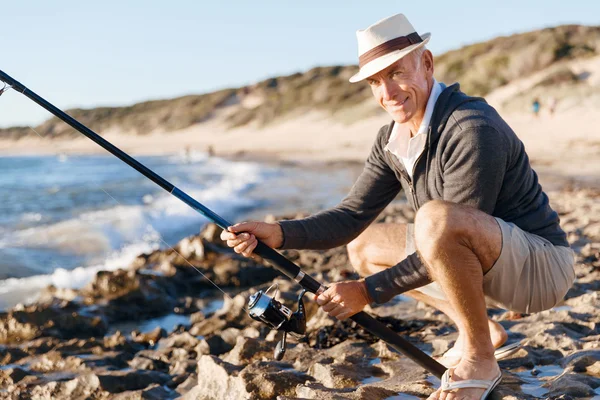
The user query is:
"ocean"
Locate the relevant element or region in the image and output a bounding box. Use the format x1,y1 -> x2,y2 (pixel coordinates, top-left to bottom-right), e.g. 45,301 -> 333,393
0,152 -> 359,310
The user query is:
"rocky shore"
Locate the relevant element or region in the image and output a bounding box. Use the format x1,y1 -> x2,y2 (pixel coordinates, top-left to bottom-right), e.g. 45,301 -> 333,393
1,186 -> 600,399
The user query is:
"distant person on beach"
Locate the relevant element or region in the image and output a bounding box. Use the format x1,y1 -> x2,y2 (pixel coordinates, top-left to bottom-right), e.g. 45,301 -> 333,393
221,13 -> 574,399
532,97 -> 541,118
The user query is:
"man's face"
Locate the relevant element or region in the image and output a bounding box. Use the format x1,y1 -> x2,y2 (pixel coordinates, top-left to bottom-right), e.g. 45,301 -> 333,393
366,50 -> 434,124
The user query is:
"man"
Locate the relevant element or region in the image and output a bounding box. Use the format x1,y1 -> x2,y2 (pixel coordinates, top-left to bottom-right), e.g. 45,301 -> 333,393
221,13 -> 575,400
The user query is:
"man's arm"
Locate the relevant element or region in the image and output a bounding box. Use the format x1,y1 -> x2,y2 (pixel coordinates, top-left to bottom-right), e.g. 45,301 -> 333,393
364,126 -> 509,304
279,125 -> 401,250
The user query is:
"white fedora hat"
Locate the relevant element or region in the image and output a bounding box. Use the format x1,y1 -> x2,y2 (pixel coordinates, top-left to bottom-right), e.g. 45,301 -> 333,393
349,13 -> 431,83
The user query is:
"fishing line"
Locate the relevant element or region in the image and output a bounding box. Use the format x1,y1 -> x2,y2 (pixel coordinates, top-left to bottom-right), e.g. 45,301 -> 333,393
0,70 -> 446,377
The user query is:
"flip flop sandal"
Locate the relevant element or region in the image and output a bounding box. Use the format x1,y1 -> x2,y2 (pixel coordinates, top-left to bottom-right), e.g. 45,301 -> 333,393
440,367 -> 503,399
493,341 -> 522,360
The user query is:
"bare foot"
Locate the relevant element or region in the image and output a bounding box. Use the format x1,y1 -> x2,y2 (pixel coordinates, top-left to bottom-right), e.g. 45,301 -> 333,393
427,356 -> 501,400
436,319 -> 508,368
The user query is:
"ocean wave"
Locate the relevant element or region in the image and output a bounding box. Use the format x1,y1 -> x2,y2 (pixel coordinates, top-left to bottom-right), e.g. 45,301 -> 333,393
0,156 -> 270,309
0,241 -> 158,310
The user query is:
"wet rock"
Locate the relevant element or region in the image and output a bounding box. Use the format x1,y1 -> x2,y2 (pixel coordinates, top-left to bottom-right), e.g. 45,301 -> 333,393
157,332 -> 200,350
27,351 -> 85,372
97,370 -> 171,393
176,236 -> 206,260
29,373 -> 101,399
128,352 -> 170,372
294,381 -> 399,399
200,223 -> 222,243
175,373 -> 198,395
0,346 -> 29,364
219,327 -> 242,346
222,336 -> 276,366
0,301 -> 108,343
189,318 -> 227,336
169,359 -> 196,375
543,372 -> 600,398
0,366 -> 29,386
561,349 -> 600,370
308,362 -> 383,388
37,285 -> 79,303
104,331 -> 143,353
132,326 -> 166,346
189,355 -> 245,399
111,383 -> 177,399
190,356 -> 313,400
190,293 -> 253,337
196,334 -> 233,356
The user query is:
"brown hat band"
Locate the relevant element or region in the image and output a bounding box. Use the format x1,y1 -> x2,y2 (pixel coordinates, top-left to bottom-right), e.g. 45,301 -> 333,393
358,32 -> 423,68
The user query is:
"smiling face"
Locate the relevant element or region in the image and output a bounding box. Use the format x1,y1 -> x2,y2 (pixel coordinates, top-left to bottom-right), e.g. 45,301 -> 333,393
366,48 -> 434,129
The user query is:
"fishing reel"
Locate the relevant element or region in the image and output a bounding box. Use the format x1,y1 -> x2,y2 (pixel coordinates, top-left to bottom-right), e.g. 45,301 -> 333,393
248,283 -> 307,360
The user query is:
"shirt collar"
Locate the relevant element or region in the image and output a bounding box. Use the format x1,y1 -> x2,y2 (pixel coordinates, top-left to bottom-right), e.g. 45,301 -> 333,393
385,78 -> 443,148
417,78 -> 443,136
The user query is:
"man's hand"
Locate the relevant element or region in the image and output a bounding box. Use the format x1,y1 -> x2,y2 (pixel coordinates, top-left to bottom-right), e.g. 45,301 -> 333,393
220,221 -> 284,257
315,279 -> 373,320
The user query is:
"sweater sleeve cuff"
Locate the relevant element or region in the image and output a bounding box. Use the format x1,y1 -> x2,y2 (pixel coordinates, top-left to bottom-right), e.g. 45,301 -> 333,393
277,220 -> 309,250
364,252 -> 432,304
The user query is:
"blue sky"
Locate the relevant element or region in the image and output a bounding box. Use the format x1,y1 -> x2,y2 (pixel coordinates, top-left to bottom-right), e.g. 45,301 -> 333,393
0,1 -> 598,128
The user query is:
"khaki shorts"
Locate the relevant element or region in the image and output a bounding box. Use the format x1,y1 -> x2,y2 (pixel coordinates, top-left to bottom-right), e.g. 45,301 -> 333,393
408,218 -> 576,314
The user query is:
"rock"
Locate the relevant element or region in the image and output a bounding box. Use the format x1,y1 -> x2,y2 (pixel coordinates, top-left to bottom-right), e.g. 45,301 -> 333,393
586,360 -> 600,377
189,318 -> 227,336
0,366 -> 29,386
97,370 -> 171,393
176,237 -> 205,260
157,332 -> 200,350
29,373 -> 101,399
169,360 -> 196,375
206,335 -> 234,355
191,356 -> 313,400
222,336 -> 276,366
201,223 -> 222,243
111,383 -> 177,400
0,301 -> 108,343
128,352 -> 170,372
0,346 -> 29,364
175,373 -> 198,395
132,326 -> 166,346
219,327 -> 242,346
27,351 -> 85,372
308,362 -> 384,388
544,372 -> 599,398
239,361 -> 315,399
192,355 -> 245,399
561,349 -> 600,370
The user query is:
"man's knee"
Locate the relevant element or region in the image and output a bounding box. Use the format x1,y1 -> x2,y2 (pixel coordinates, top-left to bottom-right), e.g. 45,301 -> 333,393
414,200 -> 501,271
414,200 -> 463,253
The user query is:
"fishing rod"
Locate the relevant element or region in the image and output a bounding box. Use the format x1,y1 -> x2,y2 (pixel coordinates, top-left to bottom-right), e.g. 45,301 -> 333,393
0,70 -> 446,378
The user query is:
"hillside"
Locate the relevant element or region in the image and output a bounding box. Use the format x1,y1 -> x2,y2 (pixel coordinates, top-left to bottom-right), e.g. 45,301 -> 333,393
1,24 -> 599,140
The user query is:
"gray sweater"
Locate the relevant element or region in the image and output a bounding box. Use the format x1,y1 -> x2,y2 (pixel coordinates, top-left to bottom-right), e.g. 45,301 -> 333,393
279,83 -> 568,304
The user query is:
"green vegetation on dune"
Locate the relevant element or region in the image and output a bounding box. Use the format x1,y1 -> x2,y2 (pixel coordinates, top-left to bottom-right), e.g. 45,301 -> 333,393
1,24 -> 598,140
435,24 -> 599,96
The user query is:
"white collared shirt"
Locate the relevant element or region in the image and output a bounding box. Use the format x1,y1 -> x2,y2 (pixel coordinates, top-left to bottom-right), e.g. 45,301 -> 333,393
385,79 -> 443,179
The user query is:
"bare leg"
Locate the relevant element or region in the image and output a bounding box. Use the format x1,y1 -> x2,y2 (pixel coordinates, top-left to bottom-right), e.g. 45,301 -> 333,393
407,290 -> 507,367
414,201 -> 502,400
347,223 -> 507,367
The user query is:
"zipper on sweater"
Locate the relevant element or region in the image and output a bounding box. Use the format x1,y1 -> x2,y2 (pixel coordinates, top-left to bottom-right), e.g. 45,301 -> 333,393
407,128 -> 431,209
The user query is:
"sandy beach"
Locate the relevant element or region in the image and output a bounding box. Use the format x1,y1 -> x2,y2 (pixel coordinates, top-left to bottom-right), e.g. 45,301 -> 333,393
2,104 -> 599,191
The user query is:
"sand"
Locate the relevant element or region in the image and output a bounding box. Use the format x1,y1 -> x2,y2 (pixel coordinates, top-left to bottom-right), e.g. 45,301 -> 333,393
2,106 -> 599,192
